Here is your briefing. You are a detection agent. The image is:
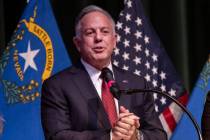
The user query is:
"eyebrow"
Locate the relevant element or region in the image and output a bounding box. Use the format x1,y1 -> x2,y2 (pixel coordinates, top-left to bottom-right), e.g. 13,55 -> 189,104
83,26 -> 112,31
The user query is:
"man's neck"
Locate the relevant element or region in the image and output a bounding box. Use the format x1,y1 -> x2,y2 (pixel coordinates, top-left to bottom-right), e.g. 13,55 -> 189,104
81,58 -> 113,72
80,58 -> 111,70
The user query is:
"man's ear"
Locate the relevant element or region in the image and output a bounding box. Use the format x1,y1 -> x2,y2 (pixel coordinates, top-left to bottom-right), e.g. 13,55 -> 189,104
73,36 -> 81,52
113,33 -> 118,49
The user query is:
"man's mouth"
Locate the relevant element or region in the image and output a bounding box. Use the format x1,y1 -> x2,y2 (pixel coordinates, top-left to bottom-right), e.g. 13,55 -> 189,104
93,46 -> 105,53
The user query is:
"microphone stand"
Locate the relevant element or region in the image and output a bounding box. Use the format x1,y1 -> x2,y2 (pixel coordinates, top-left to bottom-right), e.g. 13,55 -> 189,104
120,89 -> 203,140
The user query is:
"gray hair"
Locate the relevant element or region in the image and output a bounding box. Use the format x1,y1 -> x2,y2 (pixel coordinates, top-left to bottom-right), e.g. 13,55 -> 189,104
74,5 -> 116,37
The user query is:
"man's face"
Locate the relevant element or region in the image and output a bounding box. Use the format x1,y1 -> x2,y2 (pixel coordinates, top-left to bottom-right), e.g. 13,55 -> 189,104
74,11 -> 117,69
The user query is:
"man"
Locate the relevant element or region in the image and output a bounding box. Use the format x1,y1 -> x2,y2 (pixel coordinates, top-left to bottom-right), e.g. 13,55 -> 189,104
41,5 -> 167,140
202,91 -> 210,140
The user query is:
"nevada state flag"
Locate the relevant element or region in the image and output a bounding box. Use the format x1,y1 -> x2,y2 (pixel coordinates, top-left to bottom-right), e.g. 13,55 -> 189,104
0,0 -> 71,139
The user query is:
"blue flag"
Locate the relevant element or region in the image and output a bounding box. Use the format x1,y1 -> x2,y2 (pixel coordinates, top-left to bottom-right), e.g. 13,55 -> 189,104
171,56 -> 210,140
0,0 -> 71,139
113,0 -> 188,138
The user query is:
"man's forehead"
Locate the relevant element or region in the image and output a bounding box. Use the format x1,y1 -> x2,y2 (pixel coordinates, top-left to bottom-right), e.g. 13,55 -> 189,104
82,26 -> 111,31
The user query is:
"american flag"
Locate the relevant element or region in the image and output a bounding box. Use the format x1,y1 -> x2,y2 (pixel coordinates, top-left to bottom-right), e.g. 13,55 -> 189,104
112,0 -> 188,138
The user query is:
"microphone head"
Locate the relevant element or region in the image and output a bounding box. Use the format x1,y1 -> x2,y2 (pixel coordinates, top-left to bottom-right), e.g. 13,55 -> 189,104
101,67 -> 121,99
110,82 -> 121,100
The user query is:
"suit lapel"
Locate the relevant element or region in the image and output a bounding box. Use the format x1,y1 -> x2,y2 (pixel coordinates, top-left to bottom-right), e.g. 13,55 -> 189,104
70,63 -> 111,129
113,66 -> 132,111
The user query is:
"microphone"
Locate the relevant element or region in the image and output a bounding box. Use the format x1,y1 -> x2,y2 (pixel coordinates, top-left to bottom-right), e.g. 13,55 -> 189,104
101,68 -> 121,100
120,88 -> 203,140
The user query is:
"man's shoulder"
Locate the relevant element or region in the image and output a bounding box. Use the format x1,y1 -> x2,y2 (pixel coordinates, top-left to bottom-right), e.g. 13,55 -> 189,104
43,65 -> 81,83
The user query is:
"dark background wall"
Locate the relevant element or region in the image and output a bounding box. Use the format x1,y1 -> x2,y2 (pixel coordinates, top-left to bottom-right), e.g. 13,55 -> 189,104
0,0 -> 209,91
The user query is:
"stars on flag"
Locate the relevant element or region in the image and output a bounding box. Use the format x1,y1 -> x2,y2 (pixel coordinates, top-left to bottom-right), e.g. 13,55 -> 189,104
152,53 -> 158,62
124,26 -> 131,35
144,35 -> 150,44
144,74 -> 151,82
160,97 -> 167,105
152,66 -> 158,75
134,69 -> 141,76
19,40 -> 40,73
160,71 -> 166,80
134,43 -> 142,52
135,17 -> 142,26
134,30 -> 142,39
116,22 -> 123,30
122,52 -> 130,61
145,61 -> 150,69
145,48 -> 150,57
127,0 -> 132,8
133,56 -> 141,65
114,47 -> 120,56
152,79 -> 158,88
125,13 -> 131,21
169,89 -> 177,97
122,65 -> 129,71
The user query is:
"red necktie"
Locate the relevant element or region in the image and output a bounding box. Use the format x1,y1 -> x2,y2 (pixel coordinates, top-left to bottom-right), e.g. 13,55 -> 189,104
101,79 -> 118,127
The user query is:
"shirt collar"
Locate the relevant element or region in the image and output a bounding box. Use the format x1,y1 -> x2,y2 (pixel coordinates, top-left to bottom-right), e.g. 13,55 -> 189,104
81,58 -> 114,81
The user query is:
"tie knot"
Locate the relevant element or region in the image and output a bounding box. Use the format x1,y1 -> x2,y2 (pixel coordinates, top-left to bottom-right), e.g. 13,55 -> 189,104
101,67 -> 114,82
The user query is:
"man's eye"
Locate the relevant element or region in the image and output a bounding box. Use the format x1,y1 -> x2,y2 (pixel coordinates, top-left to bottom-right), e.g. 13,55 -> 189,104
102,30 -> 110,34
83,29 -> 95,36
85,31 -> 93,35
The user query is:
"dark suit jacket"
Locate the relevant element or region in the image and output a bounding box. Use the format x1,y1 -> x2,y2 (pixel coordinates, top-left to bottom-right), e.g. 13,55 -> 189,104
41,62 -> 167,140
202,91 -> 210,140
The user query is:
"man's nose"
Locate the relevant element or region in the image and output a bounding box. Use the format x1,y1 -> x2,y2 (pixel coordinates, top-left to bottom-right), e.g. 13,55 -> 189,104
94,31 -> 102,43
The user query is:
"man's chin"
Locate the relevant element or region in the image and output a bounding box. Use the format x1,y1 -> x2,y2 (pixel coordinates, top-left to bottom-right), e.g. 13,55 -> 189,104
93,56 -> 110,62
